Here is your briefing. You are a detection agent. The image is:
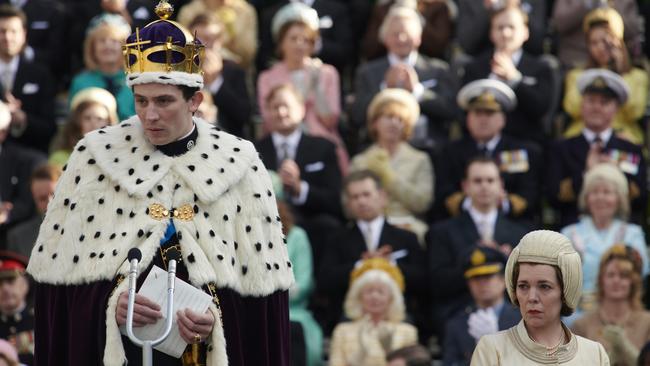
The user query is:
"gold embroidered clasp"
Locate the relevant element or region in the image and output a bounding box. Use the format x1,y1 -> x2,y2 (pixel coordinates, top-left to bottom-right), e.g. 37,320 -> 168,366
148,203 -> 195,221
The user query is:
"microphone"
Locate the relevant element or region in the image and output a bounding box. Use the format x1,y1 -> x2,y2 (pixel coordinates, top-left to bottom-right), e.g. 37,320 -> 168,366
165,247 -> 180,292
127,248 -> 142,294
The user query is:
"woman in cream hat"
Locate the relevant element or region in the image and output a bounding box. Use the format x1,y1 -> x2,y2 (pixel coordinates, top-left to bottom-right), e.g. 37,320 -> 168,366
348,88 -> 433,245
562,7 -> 648,145
471,230 -> 610,365
257,2 -> 349,173
329,258 -> 418,366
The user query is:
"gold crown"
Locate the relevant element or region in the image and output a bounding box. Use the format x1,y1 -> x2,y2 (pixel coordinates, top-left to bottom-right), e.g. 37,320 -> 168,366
122,0 -> 204,75
350,258 -> 405,292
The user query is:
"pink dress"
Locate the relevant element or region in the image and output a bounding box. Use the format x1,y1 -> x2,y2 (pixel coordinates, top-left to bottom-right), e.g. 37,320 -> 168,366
257,60 -> 349,174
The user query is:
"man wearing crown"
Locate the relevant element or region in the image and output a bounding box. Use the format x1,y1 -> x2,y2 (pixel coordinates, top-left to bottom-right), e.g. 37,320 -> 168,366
26,2 -> 293,365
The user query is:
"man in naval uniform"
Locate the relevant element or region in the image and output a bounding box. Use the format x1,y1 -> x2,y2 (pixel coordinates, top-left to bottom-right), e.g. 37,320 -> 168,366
0,251 -> 33,365
26,1 -> 293,365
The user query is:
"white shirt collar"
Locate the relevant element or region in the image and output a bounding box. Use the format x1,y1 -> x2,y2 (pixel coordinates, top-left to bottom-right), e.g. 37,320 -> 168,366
511,49 -> 523,65
357,216 -> 385,252
468,206 -> 498,238
388,52 -> 418,67
582,127 -> 613,145
477,134 -> 501,152
0,56 -> 19,75
271,129 -> 302,161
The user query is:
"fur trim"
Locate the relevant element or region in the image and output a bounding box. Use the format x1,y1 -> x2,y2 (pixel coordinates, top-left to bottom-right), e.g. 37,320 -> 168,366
104,279 -> 128,366
207,304 -> 228,365
27,117 -> 294,296
126,71 -> 204,89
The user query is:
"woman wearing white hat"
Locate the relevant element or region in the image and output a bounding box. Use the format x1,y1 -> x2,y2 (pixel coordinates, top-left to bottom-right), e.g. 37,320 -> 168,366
471,230 -> 610,365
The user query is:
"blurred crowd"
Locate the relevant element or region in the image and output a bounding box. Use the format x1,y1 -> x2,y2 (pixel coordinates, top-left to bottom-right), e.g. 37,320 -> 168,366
1,0 -> 650,365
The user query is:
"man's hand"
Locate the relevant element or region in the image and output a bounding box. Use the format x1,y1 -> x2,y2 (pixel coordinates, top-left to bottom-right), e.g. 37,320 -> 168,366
384,64 -> 419,92
586,143 -> 613,170
491,52 -> 521,82
5,93 -> 26,131
115,291 -> 162,327
0,201 -> 13,225
361,245 -> 393,260
177,308 -> 215,344
202,49 -> 224,86
279,159 -> 302,196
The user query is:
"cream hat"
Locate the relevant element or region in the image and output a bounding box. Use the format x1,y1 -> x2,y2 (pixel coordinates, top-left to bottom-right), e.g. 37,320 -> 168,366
505,230 -> 583,311
367,88 -> 420,128
271,2 -> 320,42
70,87 -> 119,125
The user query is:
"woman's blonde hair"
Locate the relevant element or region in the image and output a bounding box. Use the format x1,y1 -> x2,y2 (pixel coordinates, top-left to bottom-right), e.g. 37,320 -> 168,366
578,163 -> 630,220
366,88 -> 419,141
343,269 -> 405,322
597,244 -> 644,309
83,23 -> 129,70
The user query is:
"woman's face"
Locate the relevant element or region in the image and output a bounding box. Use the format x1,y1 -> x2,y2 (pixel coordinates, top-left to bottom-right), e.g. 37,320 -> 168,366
94,35 -> 123,65
516,263 -> 563,329
280,24 -> 315,62
586,180 -> 619,222
588,27 -> 618,67
374,111 -> 406,144
601,260 -> 633,302
360,281 -> 392,319
79,104 -> 111,135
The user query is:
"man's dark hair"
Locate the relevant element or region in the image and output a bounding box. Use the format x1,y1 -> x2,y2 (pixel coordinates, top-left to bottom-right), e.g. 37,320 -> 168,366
30,164 -> 62,185
463,156 -> 500,180
343,169 -> 383,192
178,85 -> 200,101
0,5 -> 27,29
386,345 -> 431,366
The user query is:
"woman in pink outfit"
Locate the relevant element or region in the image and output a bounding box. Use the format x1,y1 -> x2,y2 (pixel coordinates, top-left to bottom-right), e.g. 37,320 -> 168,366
257,2 -> 349,173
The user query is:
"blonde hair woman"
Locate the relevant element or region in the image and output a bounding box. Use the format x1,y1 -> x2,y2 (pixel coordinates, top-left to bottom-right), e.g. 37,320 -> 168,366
329,258 -> 418,366
471,230 -> 610,365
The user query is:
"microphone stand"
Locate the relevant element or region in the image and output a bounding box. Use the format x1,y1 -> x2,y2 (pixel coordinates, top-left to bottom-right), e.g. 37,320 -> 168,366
125,248 -> 179,366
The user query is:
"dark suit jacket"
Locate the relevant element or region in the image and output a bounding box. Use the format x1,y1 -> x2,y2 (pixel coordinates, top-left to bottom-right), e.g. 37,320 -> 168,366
318,220 -> 427,298
257,0 -> 353,73
443,301 -> 521,366
212,61 -> 251,138
462,51 -> 552,144
3,57 -> 56,153
351,54 -> 457,131
435,135 -> 542,220
255,132 -> 342,219
426,212 -> 528,302
547,133 -> 647,226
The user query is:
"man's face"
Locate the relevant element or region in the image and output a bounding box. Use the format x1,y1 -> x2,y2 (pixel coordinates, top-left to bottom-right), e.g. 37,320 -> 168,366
0,16 -> 25,59
0,275 -> 28,315
467,273 -> 506,307
490,9 -> 529,53
466,108 -> 505,142
383,17 -> 421,58
345,178 -> 386,221
134,83 -> 202,145
581,92 -> 618,132
462,162 -> 503,211
266,89 -> 305,135
31,179 -> 56,214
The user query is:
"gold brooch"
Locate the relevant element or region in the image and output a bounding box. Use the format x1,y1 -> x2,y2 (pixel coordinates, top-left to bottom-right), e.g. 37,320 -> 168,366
148,203 -> 195,221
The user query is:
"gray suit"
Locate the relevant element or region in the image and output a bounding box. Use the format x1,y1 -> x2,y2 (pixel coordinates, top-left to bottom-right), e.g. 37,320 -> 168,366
351,54 -> 457,136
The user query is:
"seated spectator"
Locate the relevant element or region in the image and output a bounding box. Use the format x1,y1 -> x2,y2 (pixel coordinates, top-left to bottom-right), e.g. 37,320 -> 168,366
0,100 -> 45,247
258,3 -> 348,173
255,83 -> 342,274
547,69 -> 646,226
361,0 -> 453,61
189,14 -> 251,138
386,344 -> 431,366
319,170 -> 426,333
0,339 -> 19,366
461,4 -> 552,145
443,247 -> 521,366
552,1 -> 643,69
68,18 -> 133,121
257,0 -> 353,74
561,164 -> 648,313
572,245 -> 650,365
351,5 -> 456,147
437,79 -> 542,223
96,0 -> 159,31
267,172 -> 323,366
329,258 -> 419,366
562,7 -> 648,145
49,88 -> 118,167
0,5 -> 55,153
7,164 -> 61,258
350,89 -> 433,243
177,0 -> 257,69
457,0 -> 547,56
427,157 -> 528,337
0,251 -> 32,365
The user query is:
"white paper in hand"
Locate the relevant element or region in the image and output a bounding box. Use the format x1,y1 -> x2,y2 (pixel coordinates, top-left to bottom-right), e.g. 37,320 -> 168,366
121,265 -> 213,358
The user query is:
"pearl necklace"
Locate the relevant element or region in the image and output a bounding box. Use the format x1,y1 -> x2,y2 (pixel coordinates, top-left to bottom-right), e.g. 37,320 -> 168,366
530,330 -> 566,356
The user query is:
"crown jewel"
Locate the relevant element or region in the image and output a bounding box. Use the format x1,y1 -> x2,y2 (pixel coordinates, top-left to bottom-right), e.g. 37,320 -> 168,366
123,0 -> 204,85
